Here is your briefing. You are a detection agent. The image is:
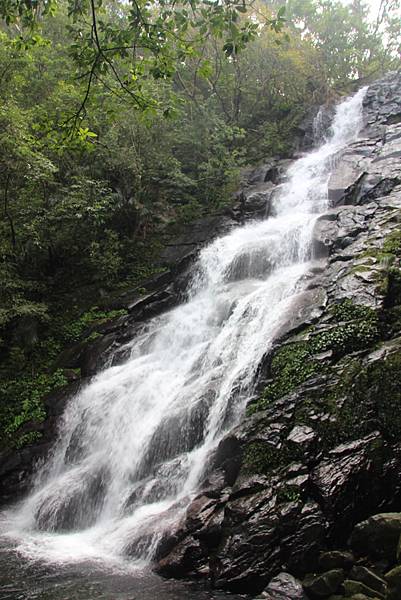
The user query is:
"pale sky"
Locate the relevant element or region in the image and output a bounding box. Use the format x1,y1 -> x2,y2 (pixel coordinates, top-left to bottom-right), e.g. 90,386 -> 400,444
363,0 -> 385,20
344,0 -> 399,21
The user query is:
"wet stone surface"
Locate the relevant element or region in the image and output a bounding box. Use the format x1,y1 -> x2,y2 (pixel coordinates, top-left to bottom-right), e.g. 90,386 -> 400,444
0,541 -> 242,600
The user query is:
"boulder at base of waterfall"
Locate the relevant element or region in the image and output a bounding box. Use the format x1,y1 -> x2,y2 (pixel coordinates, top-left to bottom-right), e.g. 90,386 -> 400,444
302,569 -> 345,598
384,565 -> 401,600
342,579 -> 385,599
348,566 -> 387,597
349,513 -> 401,561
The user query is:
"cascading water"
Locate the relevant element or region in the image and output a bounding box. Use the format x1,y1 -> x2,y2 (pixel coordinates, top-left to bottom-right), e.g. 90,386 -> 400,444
1,87 -> 367,570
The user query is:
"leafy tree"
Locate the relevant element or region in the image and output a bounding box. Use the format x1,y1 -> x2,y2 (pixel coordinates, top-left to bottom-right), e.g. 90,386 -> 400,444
268,0 -> 400,85
0,0 -> 286,122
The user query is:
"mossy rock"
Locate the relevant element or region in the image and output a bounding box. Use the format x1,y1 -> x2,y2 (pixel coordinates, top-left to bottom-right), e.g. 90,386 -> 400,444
249,300 -> 380,416
303,569 -> 345,598
242,441 -> 284,474
350,513 -> 401,562
397,531 -> 401,562
385,565 -> 401,600
350,595 -> 381,600
343,579 -> 384,599
349,566 -> 387,596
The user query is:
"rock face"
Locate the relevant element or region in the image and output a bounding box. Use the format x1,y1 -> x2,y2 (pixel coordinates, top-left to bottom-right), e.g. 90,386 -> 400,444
1,72 -> 401,599
153,72 -> 401,593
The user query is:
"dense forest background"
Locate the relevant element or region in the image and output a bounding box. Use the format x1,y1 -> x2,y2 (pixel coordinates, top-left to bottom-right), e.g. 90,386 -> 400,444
0,0 -> 399,449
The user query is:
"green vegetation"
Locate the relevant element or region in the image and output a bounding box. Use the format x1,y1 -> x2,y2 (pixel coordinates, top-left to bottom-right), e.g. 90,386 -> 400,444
0,305 -> 129,448
62,307 -> 128,343
244,271 -> 401,476
249,300 -> 379,414
243,441 -> 284,474
0,369 -> 67,449
244,344 -> 401,476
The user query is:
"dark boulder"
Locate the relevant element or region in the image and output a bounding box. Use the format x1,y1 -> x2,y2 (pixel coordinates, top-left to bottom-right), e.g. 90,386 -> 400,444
349,513 -> 401,561
348,566 -> 387,597
318,551 -> 355,572
302,569 -> 345,598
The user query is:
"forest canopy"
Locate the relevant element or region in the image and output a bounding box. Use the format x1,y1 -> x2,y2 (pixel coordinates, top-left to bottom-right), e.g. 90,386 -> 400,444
0,0 -> 400,448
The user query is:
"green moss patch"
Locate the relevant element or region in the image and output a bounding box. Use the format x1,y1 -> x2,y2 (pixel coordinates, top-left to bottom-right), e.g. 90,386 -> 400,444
249,301 -> 379,415
243,441 -> 284,474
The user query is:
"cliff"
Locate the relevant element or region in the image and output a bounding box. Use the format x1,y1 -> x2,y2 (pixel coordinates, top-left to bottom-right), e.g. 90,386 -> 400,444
153,72 -> 401,595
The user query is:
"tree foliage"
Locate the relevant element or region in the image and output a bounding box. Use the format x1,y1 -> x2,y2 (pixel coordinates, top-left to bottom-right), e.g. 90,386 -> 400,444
268,0 -> 400,85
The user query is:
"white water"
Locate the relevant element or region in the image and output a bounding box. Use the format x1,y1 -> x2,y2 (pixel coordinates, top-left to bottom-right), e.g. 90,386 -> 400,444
1,87 -> 366,569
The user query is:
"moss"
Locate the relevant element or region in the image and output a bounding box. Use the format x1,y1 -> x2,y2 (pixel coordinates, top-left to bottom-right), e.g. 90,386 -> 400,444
360,248 -> 396,264
382,230 -> 401,256
330,300 -> 376,323
306,348 -> 401,448
310,319 -> 379,355
244,343 -> 401,474
249,301 -> 380,416
363,350 -> 401,441
277,485 -> 301,503
243,441 -> 286,474
359,229 -> 401,269
248,342 -> 320,413
349,264 -> 376,274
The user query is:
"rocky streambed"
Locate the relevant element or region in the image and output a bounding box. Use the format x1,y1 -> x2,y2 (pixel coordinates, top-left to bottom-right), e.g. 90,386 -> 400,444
256,511 -> 401,599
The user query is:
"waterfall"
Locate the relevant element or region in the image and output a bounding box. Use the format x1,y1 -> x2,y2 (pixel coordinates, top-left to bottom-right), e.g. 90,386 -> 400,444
2,87 -> 367,569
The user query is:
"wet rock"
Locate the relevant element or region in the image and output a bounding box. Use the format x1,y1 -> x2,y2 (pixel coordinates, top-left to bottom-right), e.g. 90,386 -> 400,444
185,494 -> 226,548
243,185 -> 273,218
80,333 -> 117,377
303,569 -> 345,598
247,161 -> 277,185
319,551 -> 355,571
274,287 -> 327,339
385,565 -> 401,600
283,502 -> 328,575
311,434 -> 384,534
349,513 -> 401,561
261,572 -> 307,599
158,214 -> 234,266
287,425 -> 317,447
212,434 -> 243,486
342,579 -> 385,599
313,216 -> 339,258
156,536 -> 209,578
296,104 -> 335,150
348,567 -> 387,596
